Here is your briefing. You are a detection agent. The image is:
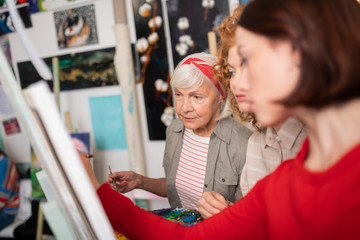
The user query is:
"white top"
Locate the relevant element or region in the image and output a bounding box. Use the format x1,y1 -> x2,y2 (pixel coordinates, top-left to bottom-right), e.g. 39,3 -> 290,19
175,128 -> 210,209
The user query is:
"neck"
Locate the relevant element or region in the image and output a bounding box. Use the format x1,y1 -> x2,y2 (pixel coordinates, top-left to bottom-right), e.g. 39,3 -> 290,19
294,98 -> 360,171
193,119 -> 218,137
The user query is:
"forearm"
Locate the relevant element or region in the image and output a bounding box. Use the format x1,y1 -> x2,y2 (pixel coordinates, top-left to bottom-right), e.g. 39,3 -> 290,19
138,177 -> 167,197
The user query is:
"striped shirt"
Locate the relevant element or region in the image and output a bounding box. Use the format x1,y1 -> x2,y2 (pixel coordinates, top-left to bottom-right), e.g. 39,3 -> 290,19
240,117 -> 307,196
0,155 -> 20,215
175,128 -> 210,209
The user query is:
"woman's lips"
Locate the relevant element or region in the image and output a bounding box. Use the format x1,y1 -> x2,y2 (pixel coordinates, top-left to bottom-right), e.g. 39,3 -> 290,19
235,94 -> 247,102
182,116 -> 195,121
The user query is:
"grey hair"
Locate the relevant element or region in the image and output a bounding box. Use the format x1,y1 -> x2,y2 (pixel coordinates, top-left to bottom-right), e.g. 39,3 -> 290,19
170,52 -> 218,91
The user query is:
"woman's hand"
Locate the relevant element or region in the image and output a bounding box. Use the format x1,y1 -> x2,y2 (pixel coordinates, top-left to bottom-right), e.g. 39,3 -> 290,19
198,191 -> 230,219
106,171 -> 142,193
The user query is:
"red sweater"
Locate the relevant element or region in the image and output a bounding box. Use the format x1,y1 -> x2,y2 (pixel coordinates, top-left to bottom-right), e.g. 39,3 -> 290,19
97,139 -> 360,239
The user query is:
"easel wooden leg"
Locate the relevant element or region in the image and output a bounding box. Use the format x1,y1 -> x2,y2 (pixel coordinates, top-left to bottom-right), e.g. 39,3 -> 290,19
36,201 -> 44,240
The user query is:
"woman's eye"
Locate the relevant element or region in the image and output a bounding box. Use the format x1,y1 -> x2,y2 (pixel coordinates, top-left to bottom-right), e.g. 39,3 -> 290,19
228,71 -> 235,78
240,57 -> 248,66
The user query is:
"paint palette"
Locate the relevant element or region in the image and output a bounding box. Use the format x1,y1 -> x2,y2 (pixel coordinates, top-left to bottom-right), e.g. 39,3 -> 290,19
151,207 -> 203,226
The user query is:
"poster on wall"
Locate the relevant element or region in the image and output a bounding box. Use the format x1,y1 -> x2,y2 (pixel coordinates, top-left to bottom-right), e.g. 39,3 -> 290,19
53,4 -> 98,49
17,47 -> 118,90
132,0 -> 174,140
166,0 -> 230,66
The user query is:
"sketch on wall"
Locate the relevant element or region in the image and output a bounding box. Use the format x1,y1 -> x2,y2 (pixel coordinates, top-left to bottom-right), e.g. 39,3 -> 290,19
53,4 -> 98,49
132,0 -> 174,140
17,47 -> 118,90
166,0 -> 229,66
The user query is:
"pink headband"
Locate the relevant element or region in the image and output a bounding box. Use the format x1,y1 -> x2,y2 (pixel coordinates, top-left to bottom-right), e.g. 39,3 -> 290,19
181,57 -> 226,99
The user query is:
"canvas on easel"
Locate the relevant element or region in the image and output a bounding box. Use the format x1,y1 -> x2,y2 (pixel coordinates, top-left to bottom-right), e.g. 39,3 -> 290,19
0,49 -> 116,240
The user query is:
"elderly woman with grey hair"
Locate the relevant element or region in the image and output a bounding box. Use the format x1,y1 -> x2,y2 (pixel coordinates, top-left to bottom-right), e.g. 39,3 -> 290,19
106,52 -> 252,209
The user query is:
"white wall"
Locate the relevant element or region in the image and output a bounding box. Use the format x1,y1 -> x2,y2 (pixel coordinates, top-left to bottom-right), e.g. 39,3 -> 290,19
4,0 -> 168,209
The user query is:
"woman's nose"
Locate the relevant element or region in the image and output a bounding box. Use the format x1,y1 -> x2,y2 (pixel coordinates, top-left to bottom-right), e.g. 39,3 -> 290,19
232,70 -> 249,92
181,98 -> 193,112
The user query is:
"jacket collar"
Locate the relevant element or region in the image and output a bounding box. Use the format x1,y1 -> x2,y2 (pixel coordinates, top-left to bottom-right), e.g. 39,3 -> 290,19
264,117 -> 305,150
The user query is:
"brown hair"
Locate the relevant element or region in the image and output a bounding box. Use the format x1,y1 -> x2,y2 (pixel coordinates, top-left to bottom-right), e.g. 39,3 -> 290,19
238,0 -> 360,108
213,5 -> 261,131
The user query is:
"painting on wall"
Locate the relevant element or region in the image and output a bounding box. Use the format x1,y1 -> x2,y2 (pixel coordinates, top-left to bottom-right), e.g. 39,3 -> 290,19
166,0 -> 230,66
132,0 -> 174,140
0,3 -> 32,36
17,47 -> 118,90
53,4 -> 98,49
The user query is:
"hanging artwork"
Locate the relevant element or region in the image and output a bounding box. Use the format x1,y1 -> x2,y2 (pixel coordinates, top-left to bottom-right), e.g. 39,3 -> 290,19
166,0 -> 229,66
132,0 -> 173,140
0,2 -> 32,36
17,47 -> 118,90
53,4 -> 98,49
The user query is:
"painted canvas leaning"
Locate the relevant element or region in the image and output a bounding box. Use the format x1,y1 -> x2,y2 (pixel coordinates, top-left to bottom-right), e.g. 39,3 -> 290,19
0,48 -> 116,239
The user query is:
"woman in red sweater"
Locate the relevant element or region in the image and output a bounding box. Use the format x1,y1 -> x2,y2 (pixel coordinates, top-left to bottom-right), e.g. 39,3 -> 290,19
82,0 -> 360,239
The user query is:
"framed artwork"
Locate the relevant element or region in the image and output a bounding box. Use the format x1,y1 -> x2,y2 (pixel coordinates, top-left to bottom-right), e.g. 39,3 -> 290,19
53,4 -> 98,49
17,47 -> 118,90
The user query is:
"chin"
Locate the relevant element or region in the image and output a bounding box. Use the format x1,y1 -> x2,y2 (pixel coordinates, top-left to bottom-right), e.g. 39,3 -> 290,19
256,114 -> 288,128
237,103 -> 252,113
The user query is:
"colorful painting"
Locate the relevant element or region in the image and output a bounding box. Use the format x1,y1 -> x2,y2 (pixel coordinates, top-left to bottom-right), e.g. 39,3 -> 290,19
53,4 -> 98,49
17,47 -> 118,90
0,3 -> 32,36
132,0 -> 174,140
166,0 -> 230,66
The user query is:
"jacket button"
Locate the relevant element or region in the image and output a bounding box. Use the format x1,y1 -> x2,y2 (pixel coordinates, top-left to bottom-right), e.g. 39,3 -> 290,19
222,178 -> 225,182
204,184 -> 208,188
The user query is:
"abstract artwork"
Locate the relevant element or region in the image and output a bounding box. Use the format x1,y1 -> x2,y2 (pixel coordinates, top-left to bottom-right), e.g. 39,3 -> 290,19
53,4 -> 98,49
17,47 -> 118,90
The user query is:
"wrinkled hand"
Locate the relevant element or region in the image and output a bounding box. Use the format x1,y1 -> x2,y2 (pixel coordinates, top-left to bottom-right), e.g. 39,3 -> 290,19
106,171 -> 142,193
78,151 -> 100,190
198,191 -> 230,219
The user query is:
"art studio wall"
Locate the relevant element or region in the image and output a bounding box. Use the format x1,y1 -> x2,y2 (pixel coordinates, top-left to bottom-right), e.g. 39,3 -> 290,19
0,0 -> 241,209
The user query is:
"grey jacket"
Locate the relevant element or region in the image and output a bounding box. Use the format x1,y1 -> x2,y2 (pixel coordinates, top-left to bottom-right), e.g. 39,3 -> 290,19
163,117 -> 252,208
